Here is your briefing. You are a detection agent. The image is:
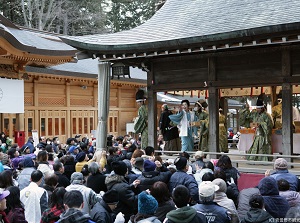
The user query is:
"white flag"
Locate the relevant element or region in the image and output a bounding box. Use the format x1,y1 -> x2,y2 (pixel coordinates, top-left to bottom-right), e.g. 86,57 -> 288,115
0,79 -> 24,113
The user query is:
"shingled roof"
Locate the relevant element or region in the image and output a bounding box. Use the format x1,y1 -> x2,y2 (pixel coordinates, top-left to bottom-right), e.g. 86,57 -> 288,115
0,15 -> 76,57
61,0 -> 300,55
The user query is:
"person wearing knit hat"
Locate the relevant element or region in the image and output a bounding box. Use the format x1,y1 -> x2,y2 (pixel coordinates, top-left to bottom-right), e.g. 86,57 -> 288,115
128,191 -> 160,223
0,188 -> 10,223
169,156 -> 199,204
136,159 -> 172,191
112,161 -> 128,176
66,172 -> 99,215
174,157 -> 187,170
105,163 -> 141,222
17,157 -> 36,190
75,152 -> 89,172
266,158 -> 299,191
143,159 -> 156,172
212,179 -> 240,223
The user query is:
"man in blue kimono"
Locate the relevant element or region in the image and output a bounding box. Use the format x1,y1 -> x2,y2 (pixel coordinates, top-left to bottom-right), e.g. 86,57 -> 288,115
169,100 -> 198,152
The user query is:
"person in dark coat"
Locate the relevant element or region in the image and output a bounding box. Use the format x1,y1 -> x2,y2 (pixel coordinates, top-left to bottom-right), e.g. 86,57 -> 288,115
103,161 -> 140,222
61,155 -> 76,180
86,162 -> 107,194
5,186 -> 27,223
164,185 -> 207,223
150,181 -> 176,222
159,104 -> 181,153
137,160 -> 171,191
20,137 -> 35,154
53,162 -> 70,188
241,194 -> 276,223
258,177 -> 290,218
90,199 -> 114,223
168,157 -> 199,204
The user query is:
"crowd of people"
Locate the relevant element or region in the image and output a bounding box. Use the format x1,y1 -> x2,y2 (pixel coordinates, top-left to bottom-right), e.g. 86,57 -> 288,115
0,131 -> 299,223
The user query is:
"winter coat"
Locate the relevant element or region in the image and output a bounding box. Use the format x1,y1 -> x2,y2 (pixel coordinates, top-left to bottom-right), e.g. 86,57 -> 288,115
18,167 -> 36,190
168,170 -> 199,203
137,170 -> 172,191
20,140 -> 35,153
237,187 -> 260,220
241,208 -> 276,223
214,192 -> 239,223
87,172 -> 107,194
154,200 -> 176,222
65,183 -> 99,215
90,200 -> 114,223
165,206 -> 207,223
270,169 -> 299,191
192,158 -> 205,174
20,182 -> 48,223
279,190 -> 300,207
192,202 -> 231,223
129,214 -> 161,223
63,161 -> 76,180
40,205 -> 64,223
258,177 -> 290,218
194,168 -> 213,186
54,171 -> 70,188
56,208 -> 95,223
38,162 -> 54,177
104,174 -> 138,222
7,207 -> 28,223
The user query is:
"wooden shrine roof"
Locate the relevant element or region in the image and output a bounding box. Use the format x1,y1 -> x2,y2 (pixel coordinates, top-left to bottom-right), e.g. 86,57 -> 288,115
61,0 -> 300,59
0,15 -> 77,66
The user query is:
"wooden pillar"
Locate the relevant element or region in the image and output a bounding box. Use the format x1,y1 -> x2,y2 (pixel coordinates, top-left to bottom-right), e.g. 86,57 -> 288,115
34,78 -> 39,137
282,47 -> 292,159
16,114 -> 25,131
147,65 -> 157,149
66,81 -> 71,138
208,57 -> 219,158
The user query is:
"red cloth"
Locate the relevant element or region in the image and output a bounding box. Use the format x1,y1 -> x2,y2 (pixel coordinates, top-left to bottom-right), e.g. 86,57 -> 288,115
237,173 -> 264,191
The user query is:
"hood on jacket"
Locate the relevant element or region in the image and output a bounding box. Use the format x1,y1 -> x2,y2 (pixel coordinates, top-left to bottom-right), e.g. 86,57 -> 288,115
58,208 -> 90,223
243,208 -> 273,223
166,206 -> 197,223
105,174 -> 127,189
258,177 -> 279,196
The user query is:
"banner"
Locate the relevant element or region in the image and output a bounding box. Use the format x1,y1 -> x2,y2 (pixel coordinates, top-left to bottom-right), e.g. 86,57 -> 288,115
0,79 -> 24,113
31,130 -> 39,147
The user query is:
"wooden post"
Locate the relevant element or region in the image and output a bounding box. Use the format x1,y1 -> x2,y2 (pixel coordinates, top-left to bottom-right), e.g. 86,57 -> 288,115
281,48 -> 292,161
208,57 -> 219,158
147,64 -> 157,149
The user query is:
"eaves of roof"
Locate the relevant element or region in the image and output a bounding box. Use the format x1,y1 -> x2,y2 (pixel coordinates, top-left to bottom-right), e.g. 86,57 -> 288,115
61,22 -> 300,55
0,15 -> 77,57
60,0 -> 300,57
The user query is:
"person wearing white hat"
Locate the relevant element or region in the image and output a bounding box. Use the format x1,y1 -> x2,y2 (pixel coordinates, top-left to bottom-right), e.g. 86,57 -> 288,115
192,181 -> 231,223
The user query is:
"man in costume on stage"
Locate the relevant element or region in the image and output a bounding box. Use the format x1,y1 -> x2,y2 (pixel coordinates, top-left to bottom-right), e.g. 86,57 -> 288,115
133,89 -> 148,149
194,101 -> 209,152
246,99 -> 273,161
159,104 -> 181,153
169,100 -> 199,152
